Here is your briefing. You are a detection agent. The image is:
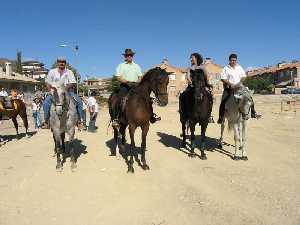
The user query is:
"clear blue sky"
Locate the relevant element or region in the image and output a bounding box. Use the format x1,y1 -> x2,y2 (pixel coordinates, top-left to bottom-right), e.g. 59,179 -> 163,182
1,0 -> 299,78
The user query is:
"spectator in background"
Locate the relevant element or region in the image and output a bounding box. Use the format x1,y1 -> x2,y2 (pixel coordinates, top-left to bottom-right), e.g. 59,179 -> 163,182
0,87 -> 8,97
87,92 -> 99,132
32,98 -> 41,129
80,94 -> 88,131
17,91 -> 25,102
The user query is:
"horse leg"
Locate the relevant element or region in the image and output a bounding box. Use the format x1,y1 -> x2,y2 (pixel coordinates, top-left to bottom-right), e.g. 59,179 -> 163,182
241,121 -> 248,160
218,121 -> 225,149
141,123 -> 150,170
200,124 -> 207,160
55,136 -> 63,170
189,122 -> 196,158
67,127 -> 77,170
20,111 -> 29,137
233,123 -> 240,160
112,126 -> 120,159
128,124 -> 136,173
52,134 -> 57,157
181,120 -> 186,148
11,116 -> 19,138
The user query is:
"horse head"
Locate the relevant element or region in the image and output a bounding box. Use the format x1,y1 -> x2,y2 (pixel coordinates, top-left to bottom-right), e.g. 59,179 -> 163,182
51,81 -> 67,117
234,85 -> 254,120
192,70 -> 206,102
148,66 -> 171,106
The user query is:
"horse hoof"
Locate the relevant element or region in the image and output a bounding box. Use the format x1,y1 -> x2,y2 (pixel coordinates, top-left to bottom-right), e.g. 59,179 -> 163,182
181,142 -> 186,148
56,164 -> 63,171
127,167 -> 134,173
241,156 -> 248,161
200,155 -> 207,160
217,143 -> 223,149
142,164 -> 150,170
232,156 -> 240,161
71,162 -> 77,170
189,153 -> 196,158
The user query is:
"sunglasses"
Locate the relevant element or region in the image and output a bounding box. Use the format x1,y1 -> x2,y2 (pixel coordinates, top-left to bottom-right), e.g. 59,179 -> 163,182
125,54 -> 133,57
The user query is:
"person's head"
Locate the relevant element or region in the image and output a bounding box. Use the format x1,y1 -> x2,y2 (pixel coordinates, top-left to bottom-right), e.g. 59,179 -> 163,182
57,58 -> 67,71
123,49 -> 135,63
229,53 -> 238,67
10,89 -> 17,98
91,91 -> 96,97
190,53 -> 203,66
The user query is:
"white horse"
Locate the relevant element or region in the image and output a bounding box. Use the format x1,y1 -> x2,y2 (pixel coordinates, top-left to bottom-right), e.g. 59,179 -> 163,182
218,84 -> 254,160
49,81 -> 78,170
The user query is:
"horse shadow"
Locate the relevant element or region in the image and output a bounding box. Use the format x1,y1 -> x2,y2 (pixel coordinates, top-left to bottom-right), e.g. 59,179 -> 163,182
0,131 -> 37,146
62,139 -> 88,164
156,132 -> 234,159
105,138 -> 145,169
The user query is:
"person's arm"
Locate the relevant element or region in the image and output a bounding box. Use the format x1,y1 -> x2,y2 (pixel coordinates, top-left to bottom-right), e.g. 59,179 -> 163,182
220,67 -> 234,88
203,68 -> 213,89
240,66 -> 247,84
66,71 -> 76,92
115,64 -> 128,84
186,69 -> 192,84
136,65 -> 143,83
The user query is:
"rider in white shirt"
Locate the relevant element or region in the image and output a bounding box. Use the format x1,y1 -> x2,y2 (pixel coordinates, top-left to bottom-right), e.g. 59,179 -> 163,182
217,53 -> 260,124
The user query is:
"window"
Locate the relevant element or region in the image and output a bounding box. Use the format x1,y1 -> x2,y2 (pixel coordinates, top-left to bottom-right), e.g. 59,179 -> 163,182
169,73 -> 176,81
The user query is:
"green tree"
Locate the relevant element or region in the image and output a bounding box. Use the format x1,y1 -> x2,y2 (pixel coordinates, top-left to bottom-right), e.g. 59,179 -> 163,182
107,75 -> 120,93
16,51 -> 22,74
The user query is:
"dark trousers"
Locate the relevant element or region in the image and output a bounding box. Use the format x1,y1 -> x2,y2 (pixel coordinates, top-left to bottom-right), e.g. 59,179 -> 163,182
218,88 -> 232,121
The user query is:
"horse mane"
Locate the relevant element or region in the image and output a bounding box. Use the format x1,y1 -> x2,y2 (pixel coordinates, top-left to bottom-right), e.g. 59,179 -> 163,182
139,67 -> 159,84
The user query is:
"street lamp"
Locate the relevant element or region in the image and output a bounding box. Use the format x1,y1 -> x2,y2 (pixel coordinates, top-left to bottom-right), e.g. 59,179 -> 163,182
59,44 -> 80,95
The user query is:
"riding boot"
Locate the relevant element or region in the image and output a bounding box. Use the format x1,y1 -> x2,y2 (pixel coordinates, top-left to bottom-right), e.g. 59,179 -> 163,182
251,105 -> 262,119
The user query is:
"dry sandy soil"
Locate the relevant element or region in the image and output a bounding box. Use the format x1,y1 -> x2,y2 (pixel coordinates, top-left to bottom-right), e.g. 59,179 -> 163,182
0,95 -> 299,225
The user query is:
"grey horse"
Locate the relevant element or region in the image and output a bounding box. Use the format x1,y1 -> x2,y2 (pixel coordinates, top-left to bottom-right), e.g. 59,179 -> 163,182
49,81 -> 78,170
218,84 -> 254,160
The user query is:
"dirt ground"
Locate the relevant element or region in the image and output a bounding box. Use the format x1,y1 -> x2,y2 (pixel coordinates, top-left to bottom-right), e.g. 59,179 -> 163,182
0,95 -> 299,225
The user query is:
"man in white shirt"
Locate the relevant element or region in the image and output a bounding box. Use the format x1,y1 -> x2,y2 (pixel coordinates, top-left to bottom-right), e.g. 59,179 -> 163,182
87,92 -> 99,132
42,58 -> 84,128
217,54 -> 259,124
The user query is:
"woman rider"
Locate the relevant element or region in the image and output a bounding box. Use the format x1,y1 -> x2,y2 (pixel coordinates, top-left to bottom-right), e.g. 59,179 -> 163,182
179,53 -> 214,122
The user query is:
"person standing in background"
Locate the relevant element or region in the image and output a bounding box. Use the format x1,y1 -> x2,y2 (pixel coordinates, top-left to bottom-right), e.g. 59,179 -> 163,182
87,92 -> 99,132
32,98 -> 41,129
80,95 -> 88,131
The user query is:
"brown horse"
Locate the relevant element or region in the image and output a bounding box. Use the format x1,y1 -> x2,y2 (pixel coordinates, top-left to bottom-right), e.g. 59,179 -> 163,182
0,98 -> 29,138
108,66 -> 171,173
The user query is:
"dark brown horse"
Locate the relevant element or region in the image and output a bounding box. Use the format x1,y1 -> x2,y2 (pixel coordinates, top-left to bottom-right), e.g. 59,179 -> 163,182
0,98 -> 29,137
180,69 -> 213,160
108,66 -> 171,173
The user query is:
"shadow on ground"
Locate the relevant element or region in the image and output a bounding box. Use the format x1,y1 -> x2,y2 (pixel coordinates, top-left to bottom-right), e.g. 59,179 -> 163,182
105,138 -> 146,171
0,131 -> 37,147
156,132 -> 234,159
62,139 -> 88,164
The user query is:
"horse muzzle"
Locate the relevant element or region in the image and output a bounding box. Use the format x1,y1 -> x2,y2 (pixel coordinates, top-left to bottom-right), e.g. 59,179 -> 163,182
55,106 -> 63,116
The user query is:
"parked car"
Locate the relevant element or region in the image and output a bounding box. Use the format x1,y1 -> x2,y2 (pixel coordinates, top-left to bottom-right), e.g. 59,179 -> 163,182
281,88 -> 300,94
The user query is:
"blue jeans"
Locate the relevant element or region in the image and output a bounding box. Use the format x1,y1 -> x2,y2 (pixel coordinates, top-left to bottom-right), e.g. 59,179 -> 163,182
42,92 -> 83,122
32,111 -> 41,128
